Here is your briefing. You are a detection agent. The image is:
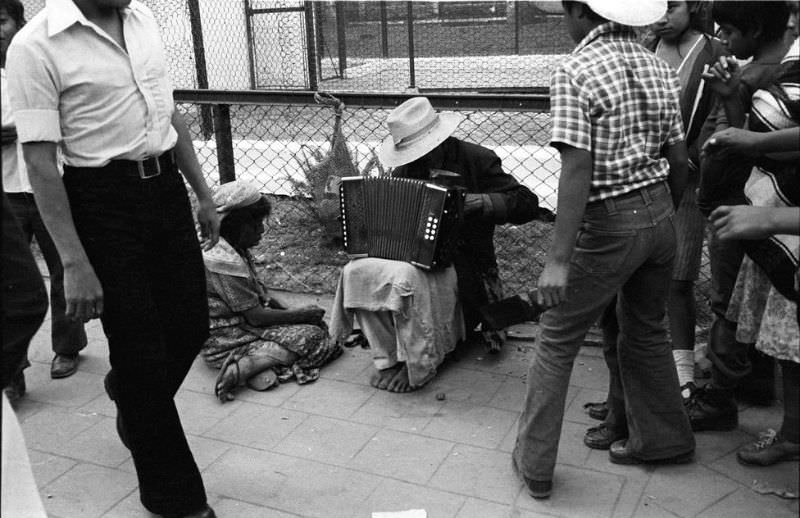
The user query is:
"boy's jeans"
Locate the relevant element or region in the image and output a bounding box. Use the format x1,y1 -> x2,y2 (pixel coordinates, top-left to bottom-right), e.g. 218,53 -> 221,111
514,182 -> 695,482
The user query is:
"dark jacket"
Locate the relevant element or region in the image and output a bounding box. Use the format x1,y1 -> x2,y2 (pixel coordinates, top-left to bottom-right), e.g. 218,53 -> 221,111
393,137 -> 540,330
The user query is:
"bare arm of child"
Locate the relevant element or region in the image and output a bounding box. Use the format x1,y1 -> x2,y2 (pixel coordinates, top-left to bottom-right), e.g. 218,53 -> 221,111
663,140 -> 689,208
703,127 -> 800,158
242,304 -> 325,327
710,206 -> 800,240
537,146 -> 592,308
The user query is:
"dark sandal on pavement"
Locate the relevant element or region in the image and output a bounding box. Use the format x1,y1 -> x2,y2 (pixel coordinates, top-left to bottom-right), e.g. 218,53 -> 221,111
343,329 -> 369,349
214,350 -> 241,403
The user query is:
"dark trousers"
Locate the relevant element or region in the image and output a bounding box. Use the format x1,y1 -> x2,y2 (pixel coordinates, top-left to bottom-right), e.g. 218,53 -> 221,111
706,233 -> 751,388
63,163 -> 208,515
599,296 -> 628,435
2,192 -> 48,387
6,192 -> 87,356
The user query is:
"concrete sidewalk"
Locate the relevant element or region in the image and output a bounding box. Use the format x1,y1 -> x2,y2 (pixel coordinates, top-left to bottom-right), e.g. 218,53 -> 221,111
8,291 -> 799,518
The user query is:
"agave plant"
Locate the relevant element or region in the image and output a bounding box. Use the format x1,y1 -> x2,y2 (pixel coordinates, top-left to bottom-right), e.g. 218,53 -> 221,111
290,92 -> 383,246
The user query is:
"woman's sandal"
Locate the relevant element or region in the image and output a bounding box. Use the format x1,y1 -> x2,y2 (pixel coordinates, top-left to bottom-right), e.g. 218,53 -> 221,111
343,329 -> 369,349
214,350 -> 241,403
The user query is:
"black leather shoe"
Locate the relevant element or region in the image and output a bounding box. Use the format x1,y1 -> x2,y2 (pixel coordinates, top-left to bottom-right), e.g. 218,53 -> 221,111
511,456 -> 552,499
3,371 -> 26,403
686,386 -> 738,431
583,401 -> 608,421
584,424 -> 627,450
51,354 -> 79,379
163,504 -> 217,518
609,439 -> 694,465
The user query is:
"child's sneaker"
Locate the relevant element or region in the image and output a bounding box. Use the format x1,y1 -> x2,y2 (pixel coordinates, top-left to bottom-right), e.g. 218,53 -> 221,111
737,429 -> 800,466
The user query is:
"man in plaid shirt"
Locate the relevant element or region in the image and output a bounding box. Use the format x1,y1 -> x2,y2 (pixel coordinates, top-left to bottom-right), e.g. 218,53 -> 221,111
513,0 -> 695,499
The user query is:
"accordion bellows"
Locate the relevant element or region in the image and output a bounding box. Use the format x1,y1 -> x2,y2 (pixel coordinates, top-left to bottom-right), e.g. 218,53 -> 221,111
339,176 -> 464,269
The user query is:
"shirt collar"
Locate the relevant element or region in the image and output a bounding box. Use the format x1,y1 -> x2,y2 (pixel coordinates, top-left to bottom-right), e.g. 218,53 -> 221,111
46,0 -> 138,37
572,22 -> 637,54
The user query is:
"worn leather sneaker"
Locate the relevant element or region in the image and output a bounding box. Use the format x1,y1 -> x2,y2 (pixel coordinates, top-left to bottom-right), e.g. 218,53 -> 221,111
583,400 -> 609,421
609,440 -> 694,465
737,429 -> 800,466
685,385 -> 738,431
512,456 -> 552,499
584,423 -> 627,450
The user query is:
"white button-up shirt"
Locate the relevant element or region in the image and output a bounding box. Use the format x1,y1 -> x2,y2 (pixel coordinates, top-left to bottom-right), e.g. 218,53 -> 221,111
6,0 -> 177,167
2,68 -> 32,193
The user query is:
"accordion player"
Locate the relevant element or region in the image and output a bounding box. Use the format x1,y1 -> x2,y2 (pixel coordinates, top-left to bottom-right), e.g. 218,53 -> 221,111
338,175 -> 465,269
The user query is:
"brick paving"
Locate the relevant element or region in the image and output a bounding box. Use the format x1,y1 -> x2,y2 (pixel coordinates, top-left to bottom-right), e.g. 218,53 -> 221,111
10,289 -> 799,518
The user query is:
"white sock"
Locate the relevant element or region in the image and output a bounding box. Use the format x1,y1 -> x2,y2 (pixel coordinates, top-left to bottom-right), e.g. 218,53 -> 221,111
673,349 -> 695,396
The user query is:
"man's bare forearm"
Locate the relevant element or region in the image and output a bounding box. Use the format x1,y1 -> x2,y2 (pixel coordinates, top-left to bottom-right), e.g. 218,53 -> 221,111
23,143 -> 90,267
171,109 -> 213,202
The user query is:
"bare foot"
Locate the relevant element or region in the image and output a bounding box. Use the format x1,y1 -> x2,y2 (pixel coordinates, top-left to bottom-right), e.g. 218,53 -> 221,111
386,364 -> 416,393
215,359 -> 240,402
370,363 -> 403,390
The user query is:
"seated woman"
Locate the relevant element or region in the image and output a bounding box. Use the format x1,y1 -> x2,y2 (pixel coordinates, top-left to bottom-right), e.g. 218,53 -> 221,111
202,180 -> 342,402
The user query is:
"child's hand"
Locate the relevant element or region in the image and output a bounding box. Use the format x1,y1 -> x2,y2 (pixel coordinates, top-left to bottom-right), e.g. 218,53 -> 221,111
702,127 -> 760,159
709,205 -> 773,240
701,56 -> 741,98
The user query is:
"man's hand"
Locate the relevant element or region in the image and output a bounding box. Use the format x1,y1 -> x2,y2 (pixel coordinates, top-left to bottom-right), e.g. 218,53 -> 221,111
537,260 -> 570,308
196,197 -> 220,251
701,56 -> 741,99
63,261 -> 104,323
702,127 -> 759,159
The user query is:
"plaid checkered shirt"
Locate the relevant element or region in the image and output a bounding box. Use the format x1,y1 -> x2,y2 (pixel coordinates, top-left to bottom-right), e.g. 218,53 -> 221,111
550,22 -> 685,202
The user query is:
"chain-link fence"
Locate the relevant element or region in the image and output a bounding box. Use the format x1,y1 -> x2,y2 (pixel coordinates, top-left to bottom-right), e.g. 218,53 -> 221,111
175,91 -> 562,297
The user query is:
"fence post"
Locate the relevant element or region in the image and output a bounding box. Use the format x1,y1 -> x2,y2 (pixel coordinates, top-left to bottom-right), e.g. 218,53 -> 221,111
335,1 -> 347,78
406,1 -> 415,89
380,1 -> 389,58
514,1 -> 520,55
187,0 -> 213,139
304,1 -> 318,90
213,104 -> 235,184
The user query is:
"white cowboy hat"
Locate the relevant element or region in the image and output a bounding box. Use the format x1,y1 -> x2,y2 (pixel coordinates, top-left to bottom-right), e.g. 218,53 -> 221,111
378,97 -> 463,168
582,0 -> 666,26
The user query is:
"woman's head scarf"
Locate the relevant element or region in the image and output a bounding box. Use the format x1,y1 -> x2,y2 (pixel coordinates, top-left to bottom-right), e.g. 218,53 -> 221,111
213,180 -> 262,221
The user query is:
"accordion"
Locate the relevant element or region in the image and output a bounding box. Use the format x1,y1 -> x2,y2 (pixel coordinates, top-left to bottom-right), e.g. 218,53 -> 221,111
339,176 -> 464,269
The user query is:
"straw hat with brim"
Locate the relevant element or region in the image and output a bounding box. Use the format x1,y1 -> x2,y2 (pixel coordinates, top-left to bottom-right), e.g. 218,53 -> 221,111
584,0 -> 666,26
379,97 -> 463,168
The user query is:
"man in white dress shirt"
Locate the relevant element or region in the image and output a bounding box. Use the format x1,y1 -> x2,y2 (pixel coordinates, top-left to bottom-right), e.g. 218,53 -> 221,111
7,1 -> 218,516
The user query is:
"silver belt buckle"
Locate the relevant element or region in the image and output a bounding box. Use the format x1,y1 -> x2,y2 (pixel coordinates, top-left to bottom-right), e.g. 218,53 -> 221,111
137,156 -> 162,179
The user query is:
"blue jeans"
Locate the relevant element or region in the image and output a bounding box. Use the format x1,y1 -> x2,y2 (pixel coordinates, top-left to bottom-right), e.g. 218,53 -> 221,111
514,183 -> 694,481
63,160 -> 208,516
6,192 -> 87,356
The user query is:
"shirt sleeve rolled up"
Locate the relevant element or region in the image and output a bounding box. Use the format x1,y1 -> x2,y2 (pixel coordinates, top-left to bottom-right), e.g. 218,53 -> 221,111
6,39 -> 62,144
